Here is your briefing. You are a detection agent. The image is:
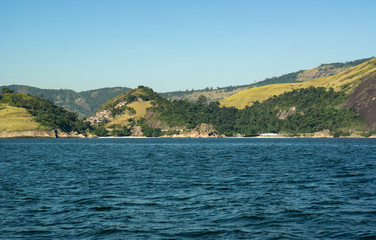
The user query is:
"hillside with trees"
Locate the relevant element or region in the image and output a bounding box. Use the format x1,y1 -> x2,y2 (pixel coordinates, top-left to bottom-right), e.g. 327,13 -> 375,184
2,57 -> 375,138
0,88 -> 90,135
1,57 -> 371,117
160,57 -> 373,102
220,57 -> 376,109
91,83 -> 371,138
0,85 -> 131,117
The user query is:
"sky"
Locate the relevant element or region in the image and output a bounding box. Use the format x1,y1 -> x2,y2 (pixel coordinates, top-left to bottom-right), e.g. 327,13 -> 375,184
0,0 -> 375,93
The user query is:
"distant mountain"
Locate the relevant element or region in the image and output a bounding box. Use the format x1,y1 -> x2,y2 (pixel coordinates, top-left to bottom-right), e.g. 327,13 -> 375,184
160,57 -> 373,102
0,85 -> 131,117
1,57 -> 372,119
79,87 -> 132,115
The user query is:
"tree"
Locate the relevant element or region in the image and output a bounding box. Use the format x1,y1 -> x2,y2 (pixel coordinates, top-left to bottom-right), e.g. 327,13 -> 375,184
93,125 -> 108,136
2,88 -> 14,94
196,95 -> 207,105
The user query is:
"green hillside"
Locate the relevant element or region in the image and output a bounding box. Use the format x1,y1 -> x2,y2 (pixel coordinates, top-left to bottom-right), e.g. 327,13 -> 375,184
0,85 -> 131,117
0,104 -> 45,132
91,85 -> 370,137
220,57 -> 376,109
1,57 -> 370,116
161,57 -> 372,102
0,91 -> 90,133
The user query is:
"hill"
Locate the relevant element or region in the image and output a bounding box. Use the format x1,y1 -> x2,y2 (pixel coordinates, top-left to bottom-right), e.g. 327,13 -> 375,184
0,90 -> 92,137
220,57 -> 376,109
343,73 -> 376,130
0,85 -> 131,117
90,84 -> 371,137
0,104 -> 44,132
160,57 -> 372,102
1,57 -> 370,116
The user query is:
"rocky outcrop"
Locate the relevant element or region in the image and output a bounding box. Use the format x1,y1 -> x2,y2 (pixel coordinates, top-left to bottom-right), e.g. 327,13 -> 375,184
131,126 -> 143,136
0,130 -> 94,138
343,74 -> 376,130
170,123 -> 223,138
56,130 -> 86,138
0,130 -> 57,138
277,107 -> 297,120
348,133 -> 365,138
312,130 -> 333,138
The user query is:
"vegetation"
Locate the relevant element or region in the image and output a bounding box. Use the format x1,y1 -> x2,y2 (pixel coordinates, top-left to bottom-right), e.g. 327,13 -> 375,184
0,85 -> 131,117
91,124 -> 108,136
2,88 -> 14,94
108,124 -> 131,136
160,57 -> 372,103
149,86 -> 365,136
0,92 -> 90,133
0,104 -> 43,132
1,57 -> 371,116
220,57 -> 376,108
3,57 -> 372,137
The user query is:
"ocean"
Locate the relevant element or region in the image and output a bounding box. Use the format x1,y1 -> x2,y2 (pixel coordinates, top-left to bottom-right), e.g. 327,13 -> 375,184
1,138 -> 375,239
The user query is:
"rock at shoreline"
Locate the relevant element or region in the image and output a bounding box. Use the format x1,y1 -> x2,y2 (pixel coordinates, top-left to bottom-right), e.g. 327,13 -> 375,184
0,130 -> 57,138
0,130 -> 93,138
171,123 -> 223,138
313,130 -> 333,138
56,130 -> 86,138
131,126 -> 143,136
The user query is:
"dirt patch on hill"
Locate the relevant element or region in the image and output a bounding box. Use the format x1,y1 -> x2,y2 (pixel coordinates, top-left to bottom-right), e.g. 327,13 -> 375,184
343,74 -> 376,130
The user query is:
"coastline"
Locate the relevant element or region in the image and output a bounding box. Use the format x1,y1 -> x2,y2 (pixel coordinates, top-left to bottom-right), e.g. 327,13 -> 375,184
97,134 -> 376,139
1,131 -> 375,139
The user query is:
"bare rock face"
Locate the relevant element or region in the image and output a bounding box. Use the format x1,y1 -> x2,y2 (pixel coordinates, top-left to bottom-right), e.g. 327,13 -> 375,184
176,123 -> 223,138
277,107 -> 297,120
56,130 -> 86,138
348,133 -> 365,138
343,74 -> 376,130
86,132 -> 97,138
131,126 -> 143,136
313,130 -> 333,138
0,130 -> 57,138
0,129 -> 91,138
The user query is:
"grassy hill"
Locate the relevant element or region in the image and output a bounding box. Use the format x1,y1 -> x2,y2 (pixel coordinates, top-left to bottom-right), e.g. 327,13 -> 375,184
90,83 -> 371,137
220,57 -> 376,109
0,85 -> 131,117
161,57 -> 372,102
1,57 -> 370,116
0,92 -> 90,134
0,104 -> 45,132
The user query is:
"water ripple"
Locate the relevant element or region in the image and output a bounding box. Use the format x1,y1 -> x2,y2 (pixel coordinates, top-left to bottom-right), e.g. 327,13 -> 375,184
1,138 -> 376,239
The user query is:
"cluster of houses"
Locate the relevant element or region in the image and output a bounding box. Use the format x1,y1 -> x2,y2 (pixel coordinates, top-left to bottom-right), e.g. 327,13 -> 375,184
86,110 -> 113,125
116,101 -> 127,108
86,101 -> 128,125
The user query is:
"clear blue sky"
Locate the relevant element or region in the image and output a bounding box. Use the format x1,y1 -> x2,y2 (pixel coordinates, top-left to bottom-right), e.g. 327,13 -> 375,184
1,0 -> 375,92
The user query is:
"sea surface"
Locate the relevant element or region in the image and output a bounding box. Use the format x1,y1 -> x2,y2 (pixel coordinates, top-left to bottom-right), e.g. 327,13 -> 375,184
0,138 -> 375,239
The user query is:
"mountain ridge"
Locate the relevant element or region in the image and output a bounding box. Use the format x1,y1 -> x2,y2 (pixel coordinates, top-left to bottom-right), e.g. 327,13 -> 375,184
2,57 -> 372,117
220,57 -> 376,109
160,57 -> 373,102
0,85 -> 132,117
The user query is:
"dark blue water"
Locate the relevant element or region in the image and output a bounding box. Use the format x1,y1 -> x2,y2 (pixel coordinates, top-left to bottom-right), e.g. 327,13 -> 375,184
1,138 -> 375,239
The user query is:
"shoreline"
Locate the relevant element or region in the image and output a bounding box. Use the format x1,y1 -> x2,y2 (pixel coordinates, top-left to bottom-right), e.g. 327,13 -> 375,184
97,135 -> 376,139
1,131 -> 375,139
